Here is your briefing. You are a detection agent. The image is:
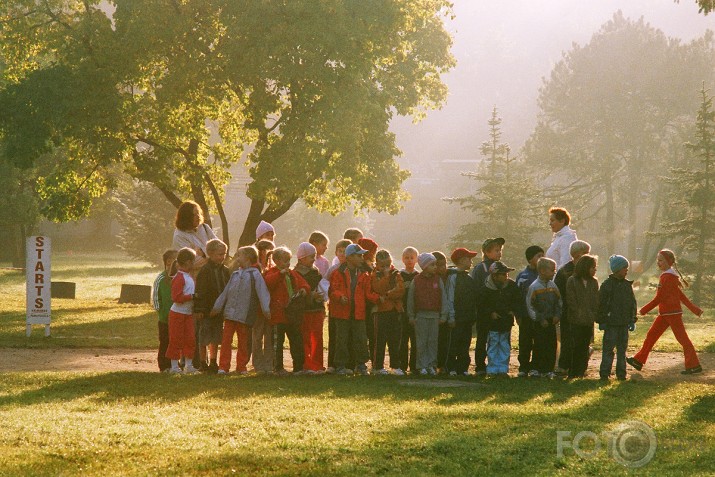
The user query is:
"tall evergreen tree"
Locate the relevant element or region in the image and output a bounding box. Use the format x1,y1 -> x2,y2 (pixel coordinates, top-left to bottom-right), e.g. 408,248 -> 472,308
660,85 -> 715,303
444,107 -> 541,264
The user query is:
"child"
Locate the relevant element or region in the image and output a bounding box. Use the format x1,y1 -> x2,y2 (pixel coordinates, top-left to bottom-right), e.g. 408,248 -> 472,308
331,228 -> 364,266
212,245 -> 271,375
309,231 -> 330,278
444,248 -> 478,376
329,243 -> 378,375
628,249 -> 703,375
295,242 -> 329,373
256,220 -> 275,242
256,239 -> 275,272
399,246 -> 419,374
470,237 -> 505,375
515,245 -> 544,377
432,251 -> 452,373
193,239 -> 230,373
407,253 -> 448,376
480,261 -> 520,376
526,257 -> 562,378
597,255 -> 637,381
358,237 -> 379,359
554,240 -> 591,376
370,249 -> 405,375
265,246 -> 310,375
153,249 -> 178,372
167,248 -> 199,374
324,238 -> 352,373
565,254 -> 599,379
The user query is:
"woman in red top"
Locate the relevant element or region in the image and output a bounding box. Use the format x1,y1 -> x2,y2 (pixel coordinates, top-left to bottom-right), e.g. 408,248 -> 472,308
627,249 -> 703,375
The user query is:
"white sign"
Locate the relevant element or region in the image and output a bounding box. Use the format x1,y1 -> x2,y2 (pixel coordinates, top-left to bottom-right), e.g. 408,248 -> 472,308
26,236 -> 51,336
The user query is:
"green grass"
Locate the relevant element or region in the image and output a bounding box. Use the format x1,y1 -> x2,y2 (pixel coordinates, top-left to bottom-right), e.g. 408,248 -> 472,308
0,372 -> 712,476
0,253 -> 160,348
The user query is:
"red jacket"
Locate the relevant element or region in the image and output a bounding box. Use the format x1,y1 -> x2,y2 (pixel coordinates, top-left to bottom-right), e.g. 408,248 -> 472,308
328,264 -> 378,320
371,267 -> 405,313
264,267 -> 311,325
640,271 -> 702,317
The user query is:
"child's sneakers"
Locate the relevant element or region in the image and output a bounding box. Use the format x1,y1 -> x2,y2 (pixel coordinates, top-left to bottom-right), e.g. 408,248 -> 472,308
336,367 -> 353,376
392,368 -> 405,376
169,367 -> 182,374
528,370 -> 540,377
419,368 -> 429,376
325,367 -> 336,374
372,368 -> 389,375
626,357 -> 643,371
355,364 -> 369,376
217,369 -> 228,375
517,371 -> 527,378
427,367 -> 437,376
184,365 -> 199,374
544,372 -> 556,379
681,365 -> 703,375
449,370 -> 457,377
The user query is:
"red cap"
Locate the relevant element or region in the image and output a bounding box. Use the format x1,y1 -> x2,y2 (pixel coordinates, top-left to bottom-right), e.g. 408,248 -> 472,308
451,247 -> 478,264
358,238 -> 379,255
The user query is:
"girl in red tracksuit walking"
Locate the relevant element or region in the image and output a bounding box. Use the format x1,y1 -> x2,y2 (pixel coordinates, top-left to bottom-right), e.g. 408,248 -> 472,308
627,249 -> 703,375
166,248 -> 199,374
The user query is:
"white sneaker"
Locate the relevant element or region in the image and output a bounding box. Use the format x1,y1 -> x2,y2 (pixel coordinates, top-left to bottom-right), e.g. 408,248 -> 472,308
545,372 -> 556,379
528,370 -> 540,377
372,368 -> 389,375
449,371 -> 457,377
462,371 -> 470,377
419,368 -> 428,376
169,367 -> 182,374
184,365 -> 199,374
427,367 -> 437,376
326,367 -> 336,374
217,369 -> 227,375
392,368 -> 405,376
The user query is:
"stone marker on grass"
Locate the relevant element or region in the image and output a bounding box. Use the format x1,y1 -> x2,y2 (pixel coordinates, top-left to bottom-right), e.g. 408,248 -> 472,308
51,281 -> 76,299
119,284 -> 151,304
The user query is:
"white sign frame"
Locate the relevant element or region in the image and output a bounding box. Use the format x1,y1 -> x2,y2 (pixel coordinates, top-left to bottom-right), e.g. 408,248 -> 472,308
26,236 -> 51,337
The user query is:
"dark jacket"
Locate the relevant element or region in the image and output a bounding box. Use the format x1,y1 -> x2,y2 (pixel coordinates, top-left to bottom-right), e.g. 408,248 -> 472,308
445,268 -> 478,323
554,260 -> 575,323
566,275 -> 599,326
478,276 -> 520,332
194,261 -> 230,315
597,275 -> 637,327
515,266 -> 539,321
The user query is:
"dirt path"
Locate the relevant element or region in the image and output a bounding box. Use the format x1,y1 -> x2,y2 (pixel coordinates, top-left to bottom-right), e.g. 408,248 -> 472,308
0,348 -> 712,382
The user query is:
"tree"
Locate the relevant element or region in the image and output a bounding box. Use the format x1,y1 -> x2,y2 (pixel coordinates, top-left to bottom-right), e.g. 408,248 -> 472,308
0,0 -> 455,247
524,12 -> 715,258
444,107 -> 542,264
660,85 -> 715,303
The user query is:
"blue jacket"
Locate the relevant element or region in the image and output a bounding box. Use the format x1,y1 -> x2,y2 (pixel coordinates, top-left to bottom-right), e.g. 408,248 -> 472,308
515,266 -> 539,320
597,275 -> 637,327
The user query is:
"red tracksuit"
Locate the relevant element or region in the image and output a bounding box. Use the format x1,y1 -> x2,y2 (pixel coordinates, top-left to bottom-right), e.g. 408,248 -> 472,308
166,271 -> 196,360
633,271 -> 702,369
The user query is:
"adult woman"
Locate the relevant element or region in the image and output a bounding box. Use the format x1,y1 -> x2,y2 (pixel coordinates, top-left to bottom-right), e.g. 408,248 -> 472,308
546,207 -> 578,270
172,201 -> 218,273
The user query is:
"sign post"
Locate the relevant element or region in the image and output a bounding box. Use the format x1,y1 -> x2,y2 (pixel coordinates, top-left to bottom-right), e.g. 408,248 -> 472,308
26,236 -> 51,337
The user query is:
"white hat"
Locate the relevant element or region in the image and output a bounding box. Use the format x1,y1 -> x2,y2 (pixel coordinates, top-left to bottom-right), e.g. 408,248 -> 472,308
255,220 -> 275,240
296,242 -> 317,260
417,253 -> 437,271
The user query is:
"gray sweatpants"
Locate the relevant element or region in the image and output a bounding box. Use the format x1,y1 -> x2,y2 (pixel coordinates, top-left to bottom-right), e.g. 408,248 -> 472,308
414,311 -> 441,370
252,314 -> 274,373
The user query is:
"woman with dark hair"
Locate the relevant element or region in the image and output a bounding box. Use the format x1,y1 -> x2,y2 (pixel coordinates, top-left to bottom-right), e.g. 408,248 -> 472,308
172,201 -> 218,273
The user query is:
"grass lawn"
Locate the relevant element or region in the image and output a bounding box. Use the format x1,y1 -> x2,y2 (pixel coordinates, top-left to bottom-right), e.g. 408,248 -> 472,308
0,372 -> 712,476
0,252 -> 713,475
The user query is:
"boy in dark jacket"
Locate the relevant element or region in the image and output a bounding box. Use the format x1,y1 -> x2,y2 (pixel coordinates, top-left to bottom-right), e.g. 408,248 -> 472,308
515,246 -> 544,376
597,255 -> 637,381
470,237 -> 505,375
193,239 -> 230,373
479,261 -> 521,376
444,248 -> 479,376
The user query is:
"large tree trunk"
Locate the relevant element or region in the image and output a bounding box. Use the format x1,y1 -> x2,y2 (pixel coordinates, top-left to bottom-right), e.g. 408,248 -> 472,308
604,178 -> 615,255
627,152 -> 640,260
205,173 -> 230,250
238,199 -> 266,248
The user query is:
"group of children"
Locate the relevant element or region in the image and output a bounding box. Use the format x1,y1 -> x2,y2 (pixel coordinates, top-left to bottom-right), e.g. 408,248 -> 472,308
153,224 -> 705,380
